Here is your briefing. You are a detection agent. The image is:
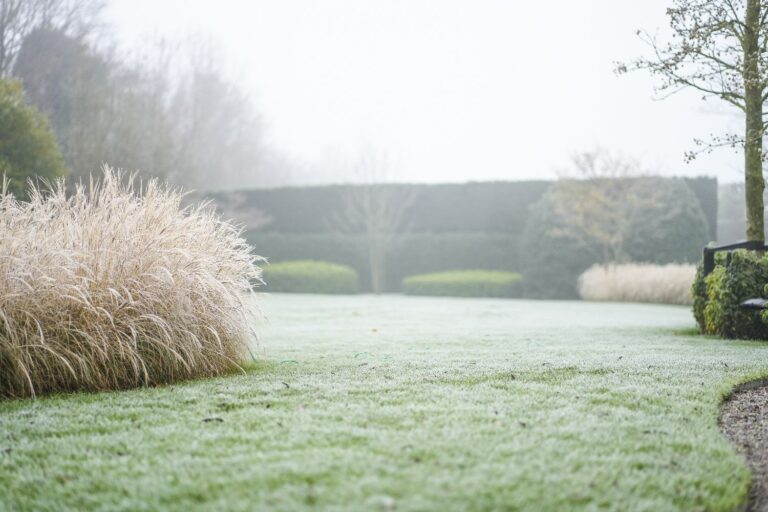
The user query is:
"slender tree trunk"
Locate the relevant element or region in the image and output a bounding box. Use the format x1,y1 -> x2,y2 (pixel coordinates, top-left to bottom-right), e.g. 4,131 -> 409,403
368,233 -> 384,294
744,0 -> 765,243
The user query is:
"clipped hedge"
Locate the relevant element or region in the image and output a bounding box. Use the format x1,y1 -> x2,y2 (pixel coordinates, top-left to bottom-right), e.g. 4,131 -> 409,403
693,250 -> 768,339
402,270 -> 523,298
262,260 -> 358,294
211,181 -> 550,234
208,178 -> 717,238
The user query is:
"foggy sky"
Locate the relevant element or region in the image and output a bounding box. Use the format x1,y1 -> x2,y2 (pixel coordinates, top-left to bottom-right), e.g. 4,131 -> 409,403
106,0 -> 745,185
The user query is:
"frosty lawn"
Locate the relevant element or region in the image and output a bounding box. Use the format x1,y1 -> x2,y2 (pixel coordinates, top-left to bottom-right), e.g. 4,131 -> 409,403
2,294 -> 768,511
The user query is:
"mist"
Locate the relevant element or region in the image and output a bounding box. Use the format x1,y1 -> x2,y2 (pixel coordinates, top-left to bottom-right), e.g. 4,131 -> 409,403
104,0 -> 744,187
8,2 -> 768,510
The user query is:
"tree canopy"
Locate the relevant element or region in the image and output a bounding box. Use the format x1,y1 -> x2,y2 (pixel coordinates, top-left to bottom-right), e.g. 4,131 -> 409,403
0,79 -> 66,198
619,0 -> 768,242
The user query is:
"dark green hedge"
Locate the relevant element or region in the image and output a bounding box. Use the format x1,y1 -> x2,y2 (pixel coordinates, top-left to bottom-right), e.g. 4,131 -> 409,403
211,181 -> 549,234
519,190 -> 597,299
209,178 -> 717,238
683,176 -> 718,240
402,270 -> 522,298
262,260 -> 358,294
623,179 -> 711,264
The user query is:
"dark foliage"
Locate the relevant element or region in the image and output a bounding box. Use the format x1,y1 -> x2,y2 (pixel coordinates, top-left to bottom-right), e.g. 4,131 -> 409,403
214,179 -> 716,237
519,189 -> 597,299
699,250 -> 768,339
0,79 -> 66,198
623,178 -> 711,264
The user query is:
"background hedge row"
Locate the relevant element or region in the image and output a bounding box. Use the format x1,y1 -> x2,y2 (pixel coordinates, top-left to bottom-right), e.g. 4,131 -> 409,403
211,178 -> 717,238
215,177 -> 718,297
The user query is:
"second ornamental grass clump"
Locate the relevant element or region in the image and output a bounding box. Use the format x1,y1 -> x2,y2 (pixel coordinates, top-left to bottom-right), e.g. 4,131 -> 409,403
0,168 -> 263,398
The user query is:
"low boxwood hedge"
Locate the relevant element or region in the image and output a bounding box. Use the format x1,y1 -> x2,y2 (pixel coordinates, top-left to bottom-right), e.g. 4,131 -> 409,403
402,270 -> 523,298
262,260 -> 358,294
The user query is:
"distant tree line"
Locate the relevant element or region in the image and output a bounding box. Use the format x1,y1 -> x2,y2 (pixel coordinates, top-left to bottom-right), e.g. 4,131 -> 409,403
0,0 -> 288,191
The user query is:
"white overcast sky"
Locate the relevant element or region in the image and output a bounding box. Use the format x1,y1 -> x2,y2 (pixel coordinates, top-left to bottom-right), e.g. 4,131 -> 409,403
105,0 -> 745,184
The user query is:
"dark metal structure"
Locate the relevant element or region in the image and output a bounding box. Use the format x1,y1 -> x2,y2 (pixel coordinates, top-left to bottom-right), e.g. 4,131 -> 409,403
702,240 -> 768,276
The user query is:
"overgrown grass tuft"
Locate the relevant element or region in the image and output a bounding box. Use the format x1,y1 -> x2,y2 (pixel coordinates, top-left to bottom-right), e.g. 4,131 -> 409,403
578,263 -> 695,305
402,270 -> 522,298
0,168 -> 262,398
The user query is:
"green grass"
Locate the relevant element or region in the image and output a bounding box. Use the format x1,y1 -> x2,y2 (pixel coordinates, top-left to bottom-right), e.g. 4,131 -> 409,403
2,295 -> 768,511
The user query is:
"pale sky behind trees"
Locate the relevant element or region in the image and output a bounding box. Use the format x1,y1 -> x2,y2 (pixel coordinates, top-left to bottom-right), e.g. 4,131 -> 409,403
105,0 -> 745,184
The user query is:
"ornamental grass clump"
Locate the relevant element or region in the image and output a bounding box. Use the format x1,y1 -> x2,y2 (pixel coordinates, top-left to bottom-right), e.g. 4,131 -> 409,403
577,263 -> 696,306
0,169 -> 263,398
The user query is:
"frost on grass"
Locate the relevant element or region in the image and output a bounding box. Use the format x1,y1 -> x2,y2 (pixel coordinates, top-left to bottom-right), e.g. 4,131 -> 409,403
0,168 -> 263,398
578,263 -> 695,306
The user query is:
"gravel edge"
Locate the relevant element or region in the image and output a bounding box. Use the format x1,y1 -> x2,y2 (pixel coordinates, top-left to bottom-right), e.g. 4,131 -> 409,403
720,379 -> 768,512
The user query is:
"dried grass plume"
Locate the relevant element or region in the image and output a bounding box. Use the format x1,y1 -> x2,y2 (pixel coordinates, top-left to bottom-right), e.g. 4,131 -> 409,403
578,263 -> 695,306
0,168 -> 262,398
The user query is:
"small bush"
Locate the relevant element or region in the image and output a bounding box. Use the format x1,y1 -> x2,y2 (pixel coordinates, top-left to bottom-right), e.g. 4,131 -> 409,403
402,270 -> 522,298
692,250 -> 726,330
578,263 -> 696,305
697,250 -> 768,339
262,260 -> 358,294
692,261 -> 708,329
0,169 -> 262,398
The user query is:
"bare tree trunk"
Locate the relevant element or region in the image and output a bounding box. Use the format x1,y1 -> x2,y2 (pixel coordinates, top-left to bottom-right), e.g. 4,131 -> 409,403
744,0 -> 765,243
368,233 -> 385,294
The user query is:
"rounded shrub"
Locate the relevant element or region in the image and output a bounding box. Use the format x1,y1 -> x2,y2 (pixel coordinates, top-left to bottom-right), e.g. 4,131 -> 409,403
622,178 -> 710,264
0,169 -> 262,398
520,189 -> 597,299
695,250 -> 768,339
692,250 -> 726,330
402,270 -> 522,298
262,260 -> 358,294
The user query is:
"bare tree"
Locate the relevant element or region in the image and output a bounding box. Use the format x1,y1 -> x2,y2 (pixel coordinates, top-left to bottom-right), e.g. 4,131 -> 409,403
0,0 -> 103,77
617,0 -> 768,243
167,37 -> 270,190
550,149 -> 664,263
330,152 -> 417,294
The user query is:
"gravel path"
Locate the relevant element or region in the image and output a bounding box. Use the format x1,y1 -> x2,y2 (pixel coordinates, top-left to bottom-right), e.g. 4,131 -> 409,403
720,381 -> 768,512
